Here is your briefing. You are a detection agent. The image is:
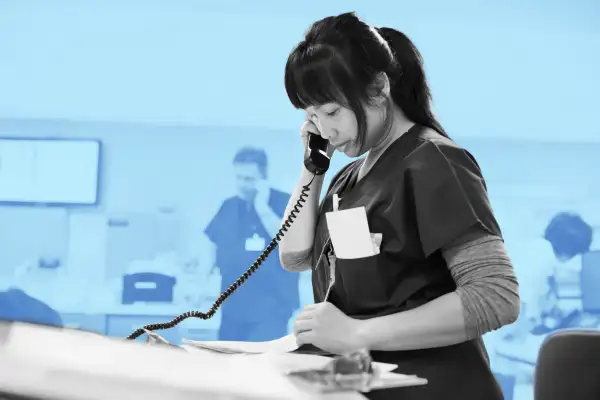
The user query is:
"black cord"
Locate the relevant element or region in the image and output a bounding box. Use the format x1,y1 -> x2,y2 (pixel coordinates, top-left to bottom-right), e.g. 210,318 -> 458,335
126,174 -> 316,340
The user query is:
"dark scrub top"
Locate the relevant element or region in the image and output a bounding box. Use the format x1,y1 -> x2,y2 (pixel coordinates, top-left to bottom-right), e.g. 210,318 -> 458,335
205,188 -> 300,323
310,124 -> 504,400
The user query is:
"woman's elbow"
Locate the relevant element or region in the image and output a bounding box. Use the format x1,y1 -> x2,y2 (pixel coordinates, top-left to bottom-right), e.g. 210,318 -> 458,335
461,278 -> 521,334
492,280 -> 521,329
280,250 -> 312,272
504,295 -> 521,326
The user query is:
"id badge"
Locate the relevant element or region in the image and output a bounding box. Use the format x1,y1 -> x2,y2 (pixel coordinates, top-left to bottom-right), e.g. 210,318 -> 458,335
245,233 -> 266,251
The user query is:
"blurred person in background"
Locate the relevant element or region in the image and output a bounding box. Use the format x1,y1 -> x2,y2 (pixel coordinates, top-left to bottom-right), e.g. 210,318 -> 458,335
0,259 -> 63,329
534,212 -> 598,331
204,147 -> 300,342
523,212 -> 597,334
0,287 -> 63,328
493,212 -> 599,399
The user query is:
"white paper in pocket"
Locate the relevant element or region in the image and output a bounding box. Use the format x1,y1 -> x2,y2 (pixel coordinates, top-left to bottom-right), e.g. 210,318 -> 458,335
325,207 -> 375,259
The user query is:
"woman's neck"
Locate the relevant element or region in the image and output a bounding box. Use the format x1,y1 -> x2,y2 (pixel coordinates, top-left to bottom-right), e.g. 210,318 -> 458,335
359,107 -> 413,180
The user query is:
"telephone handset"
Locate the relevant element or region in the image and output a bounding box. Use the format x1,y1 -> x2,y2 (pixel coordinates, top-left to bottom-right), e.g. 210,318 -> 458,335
304,133 -> 331,176
126,133 -> 331,340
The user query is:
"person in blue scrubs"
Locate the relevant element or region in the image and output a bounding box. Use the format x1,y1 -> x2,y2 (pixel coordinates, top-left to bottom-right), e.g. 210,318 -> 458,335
204,147 -> 300,342
0,288 -> 63,328
278,13 -> 520,400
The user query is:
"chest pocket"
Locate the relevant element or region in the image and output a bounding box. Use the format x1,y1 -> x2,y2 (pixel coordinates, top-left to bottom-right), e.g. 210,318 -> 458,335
333,251 -> 394,317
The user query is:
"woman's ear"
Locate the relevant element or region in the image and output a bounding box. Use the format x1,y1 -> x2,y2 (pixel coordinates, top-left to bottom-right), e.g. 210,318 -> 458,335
378,73 -> 391,98
368,72 -> 391,104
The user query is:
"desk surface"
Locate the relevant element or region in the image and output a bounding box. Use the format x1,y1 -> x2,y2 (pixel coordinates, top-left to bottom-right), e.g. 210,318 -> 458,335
0,322 -> 364,400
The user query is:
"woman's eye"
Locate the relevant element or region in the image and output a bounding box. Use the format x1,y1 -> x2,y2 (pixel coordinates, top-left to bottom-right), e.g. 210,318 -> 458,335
327,109 -> 339,117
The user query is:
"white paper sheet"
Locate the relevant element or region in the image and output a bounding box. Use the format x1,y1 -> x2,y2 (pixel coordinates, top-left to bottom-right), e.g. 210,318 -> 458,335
325,207 -> 375,259
182,333 -> 299,354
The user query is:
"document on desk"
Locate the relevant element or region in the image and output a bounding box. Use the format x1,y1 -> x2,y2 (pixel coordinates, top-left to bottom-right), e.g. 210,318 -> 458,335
182,333 -> 299,354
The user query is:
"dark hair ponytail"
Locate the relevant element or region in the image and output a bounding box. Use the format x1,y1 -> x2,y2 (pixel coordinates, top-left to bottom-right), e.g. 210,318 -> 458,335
285,12 -> 449,146
378,28 -> 448,137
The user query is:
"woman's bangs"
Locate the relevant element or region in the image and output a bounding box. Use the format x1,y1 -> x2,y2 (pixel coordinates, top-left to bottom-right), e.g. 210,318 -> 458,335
285,45 -> 350,110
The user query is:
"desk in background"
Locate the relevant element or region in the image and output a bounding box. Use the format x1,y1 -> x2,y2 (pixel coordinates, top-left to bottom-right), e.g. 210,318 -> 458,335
59,301 -> 221,344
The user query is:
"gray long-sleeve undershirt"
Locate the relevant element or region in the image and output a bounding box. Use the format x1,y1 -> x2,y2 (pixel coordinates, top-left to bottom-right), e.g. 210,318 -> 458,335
281,229 -> 520,340
442,231 -> 520,339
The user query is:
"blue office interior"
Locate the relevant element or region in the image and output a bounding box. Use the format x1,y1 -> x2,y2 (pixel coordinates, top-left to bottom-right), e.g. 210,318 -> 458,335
0,1 -> 599,399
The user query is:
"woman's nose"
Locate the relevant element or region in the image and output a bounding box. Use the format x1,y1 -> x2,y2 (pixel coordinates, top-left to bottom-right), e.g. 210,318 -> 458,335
315,121 -> 332,140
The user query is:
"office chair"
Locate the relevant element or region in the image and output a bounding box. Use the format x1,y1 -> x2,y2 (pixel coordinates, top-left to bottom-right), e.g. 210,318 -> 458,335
121,272 -> 176,304
534,329 -> 600,400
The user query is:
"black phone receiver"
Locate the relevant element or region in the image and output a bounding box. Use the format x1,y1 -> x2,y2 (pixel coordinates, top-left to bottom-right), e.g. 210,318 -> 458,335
304,133 -> 330,176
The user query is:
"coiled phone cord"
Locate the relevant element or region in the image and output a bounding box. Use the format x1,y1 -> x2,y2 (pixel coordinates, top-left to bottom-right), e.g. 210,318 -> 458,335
126,174 -> 317,340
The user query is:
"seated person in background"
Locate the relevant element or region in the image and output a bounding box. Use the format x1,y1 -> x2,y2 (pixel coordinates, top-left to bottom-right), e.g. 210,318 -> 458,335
526,212 -> 597,334
0,288 -> 63,328
493,212 -> 599,398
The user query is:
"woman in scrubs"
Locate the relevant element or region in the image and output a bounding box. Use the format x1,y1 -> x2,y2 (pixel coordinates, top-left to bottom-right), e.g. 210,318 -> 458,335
279,12 -> 520,400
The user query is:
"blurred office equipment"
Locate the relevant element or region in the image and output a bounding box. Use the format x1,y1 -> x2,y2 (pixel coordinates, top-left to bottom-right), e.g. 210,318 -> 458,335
581,250 -> 600,314
122,273 -> 176,304
0,138 -> 101,206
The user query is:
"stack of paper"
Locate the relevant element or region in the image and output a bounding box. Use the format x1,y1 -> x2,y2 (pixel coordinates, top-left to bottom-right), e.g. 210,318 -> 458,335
182,333 -> 299,354
182,335 -> 429,392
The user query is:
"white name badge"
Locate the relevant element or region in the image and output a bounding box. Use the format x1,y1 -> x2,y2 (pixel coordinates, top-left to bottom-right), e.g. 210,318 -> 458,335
245,233 -> 266,251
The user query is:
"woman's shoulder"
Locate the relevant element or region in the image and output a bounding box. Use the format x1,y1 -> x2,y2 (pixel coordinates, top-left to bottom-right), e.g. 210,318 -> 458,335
416,126 -> 470,155
407,127 -> 483,176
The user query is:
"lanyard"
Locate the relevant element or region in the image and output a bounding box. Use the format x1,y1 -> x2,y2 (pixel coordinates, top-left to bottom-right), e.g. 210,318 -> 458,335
313,193 -> 342,302
312,237 -> 336,302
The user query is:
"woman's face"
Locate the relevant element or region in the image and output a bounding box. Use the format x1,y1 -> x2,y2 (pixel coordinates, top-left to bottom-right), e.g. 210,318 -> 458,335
305,101 -> 388,158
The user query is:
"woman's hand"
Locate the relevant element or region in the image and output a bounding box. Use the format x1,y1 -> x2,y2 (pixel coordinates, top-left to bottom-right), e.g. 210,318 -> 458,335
293,302 -> 366,354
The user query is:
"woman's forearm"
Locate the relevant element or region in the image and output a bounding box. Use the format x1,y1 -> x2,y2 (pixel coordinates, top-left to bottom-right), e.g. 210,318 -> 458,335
279,167 -> 326,271
356,291 -> 468,351
355,232 -> 520,352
